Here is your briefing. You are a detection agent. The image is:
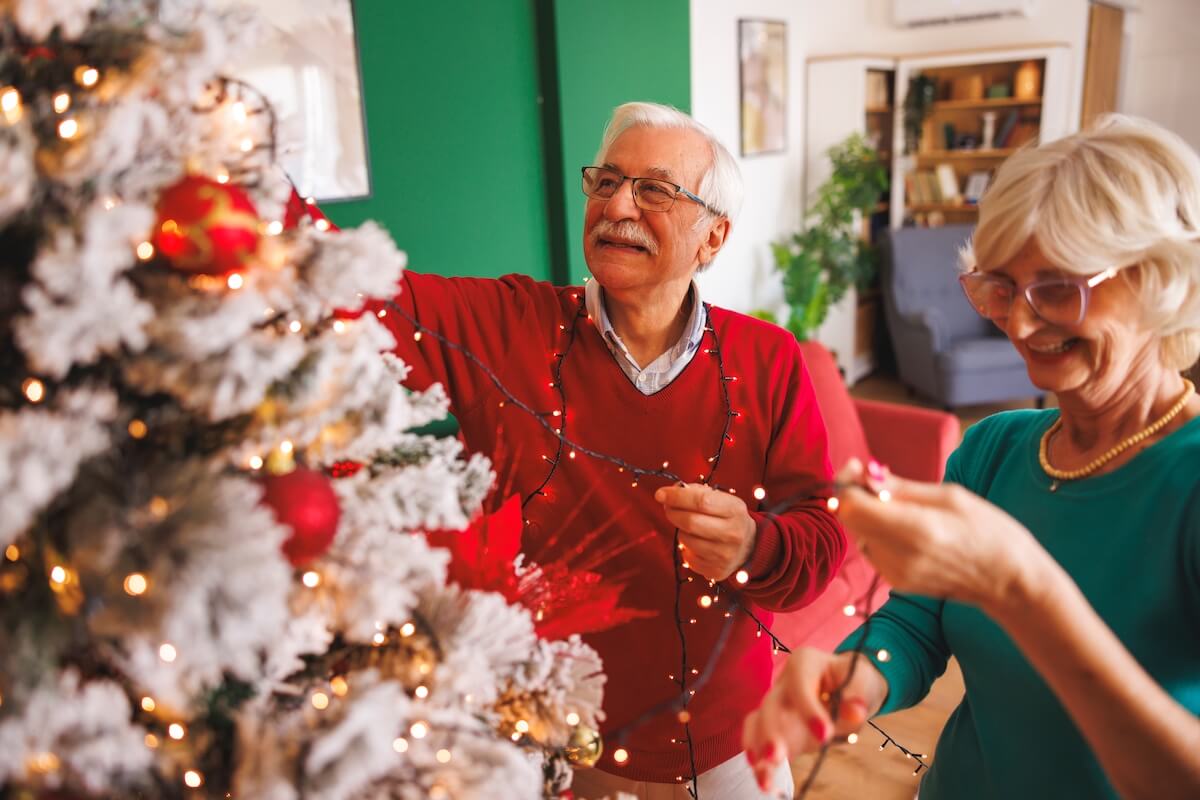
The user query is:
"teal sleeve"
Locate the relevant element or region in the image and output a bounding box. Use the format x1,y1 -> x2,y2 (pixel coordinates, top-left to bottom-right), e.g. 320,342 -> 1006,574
831,417 -> 996,713
834,592 -> 950,714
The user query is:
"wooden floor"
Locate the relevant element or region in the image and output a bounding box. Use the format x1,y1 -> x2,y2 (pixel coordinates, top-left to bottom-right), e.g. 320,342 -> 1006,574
786,369 -> 1045,799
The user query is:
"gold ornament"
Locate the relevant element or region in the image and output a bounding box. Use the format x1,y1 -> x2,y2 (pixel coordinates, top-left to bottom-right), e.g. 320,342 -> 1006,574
563,724 -> 603,767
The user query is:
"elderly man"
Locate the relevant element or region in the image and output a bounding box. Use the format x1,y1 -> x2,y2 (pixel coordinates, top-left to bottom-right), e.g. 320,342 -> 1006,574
378,102 -> 844,799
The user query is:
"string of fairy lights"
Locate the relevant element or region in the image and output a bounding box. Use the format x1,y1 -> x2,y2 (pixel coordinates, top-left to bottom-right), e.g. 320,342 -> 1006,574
377,297 -> 922,798
5,59 -> 924,796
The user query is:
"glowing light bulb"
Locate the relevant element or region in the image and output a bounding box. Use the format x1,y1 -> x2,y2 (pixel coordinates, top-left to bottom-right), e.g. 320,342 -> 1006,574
288,320 -> 302,333
827,496 -> 841,512
333,320 -> 346,334
301,571 -> 320,588
248,455 -> 264,470
57,118 -> 79,139
515,719 -> 529,733
49,566 -> 66,585
127,419 -> 148,439
734,569 -> 750,585
877,649 -> 891,663
144,733 -> 159,748
168,723 -> 185,740
843,604 -> 856,617
239,137 -> 254,152
184,769 -> 203,788
53,92 -> 70,113
124,573 -> 149,596
265,220 -> 283,235
848,732 -> 859,744
436,748 -> 451,763
136,241 -> 155,260
410,721 -> 428,739
4,545 -> 18,561
753,486 -> 766,500
0,87 -> 20,114
159,643 -> 177,662
279,440 -> 294,455
314,218 -> 331,232
566,712 -> 580,726
330,676 -> 349,696
613,748 -> 629,764
141,696 -> 156,712
878,489 -> 893,503
22,378 -> 44,403
698,595 -> 713,608
400,622 -> 416,637
392,737 -> 409,753
372,632 -> 386,645
414,685 -> 429,699
311,692 -> 329,710
226,273 -> 243,290
376,309 -> 387,319
75,66 -> 99,87
231,101 -> 247,122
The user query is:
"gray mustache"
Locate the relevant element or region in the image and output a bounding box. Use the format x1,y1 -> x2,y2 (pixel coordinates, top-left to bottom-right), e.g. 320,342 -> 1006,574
589,221 -> 659,255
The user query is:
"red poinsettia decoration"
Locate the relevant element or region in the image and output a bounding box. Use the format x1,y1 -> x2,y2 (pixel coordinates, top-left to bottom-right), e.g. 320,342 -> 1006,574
425,495 -> 651,639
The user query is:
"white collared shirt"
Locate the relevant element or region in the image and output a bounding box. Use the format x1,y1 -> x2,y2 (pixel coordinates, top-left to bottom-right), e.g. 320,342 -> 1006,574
584,278 -> 706,395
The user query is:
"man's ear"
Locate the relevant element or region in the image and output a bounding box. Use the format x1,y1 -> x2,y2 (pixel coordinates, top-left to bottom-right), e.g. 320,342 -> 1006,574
696,216 -> 731,266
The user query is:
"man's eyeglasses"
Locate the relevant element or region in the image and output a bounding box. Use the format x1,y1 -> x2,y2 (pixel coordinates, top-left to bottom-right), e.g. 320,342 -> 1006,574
958,267 -> 1120,326
581,166 -> 722,216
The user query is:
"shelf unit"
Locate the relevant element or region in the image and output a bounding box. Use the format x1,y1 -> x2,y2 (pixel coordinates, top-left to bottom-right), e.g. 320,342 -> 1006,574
805,56 -> 896,385
889,45 -> 1073,229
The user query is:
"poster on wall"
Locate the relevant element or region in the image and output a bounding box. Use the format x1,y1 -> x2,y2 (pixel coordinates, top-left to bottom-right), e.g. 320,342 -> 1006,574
216,0 -> 372,202
739,19 -> 787,157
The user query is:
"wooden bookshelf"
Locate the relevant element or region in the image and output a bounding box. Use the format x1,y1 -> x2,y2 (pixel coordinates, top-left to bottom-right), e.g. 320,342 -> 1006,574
916,148 -> 1018,161
892,48 -> 1071,229
931,96 -> 1042,111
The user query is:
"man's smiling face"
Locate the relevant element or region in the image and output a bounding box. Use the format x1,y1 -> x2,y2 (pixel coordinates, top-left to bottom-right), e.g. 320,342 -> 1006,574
583,125 -> 714,294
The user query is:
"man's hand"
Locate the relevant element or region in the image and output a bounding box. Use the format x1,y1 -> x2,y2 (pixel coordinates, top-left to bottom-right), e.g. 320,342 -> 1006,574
655,483 -> 757,582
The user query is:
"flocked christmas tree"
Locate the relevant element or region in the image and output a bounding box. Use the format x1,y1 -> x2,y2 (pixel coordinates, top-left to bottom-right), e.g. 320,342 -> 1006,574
0,1 -> 614,797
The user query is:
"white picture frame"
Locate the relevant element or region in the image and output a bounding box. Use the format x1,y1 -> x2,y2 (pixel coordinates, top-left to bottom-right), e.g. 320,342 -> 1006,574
217,0 -> 372,203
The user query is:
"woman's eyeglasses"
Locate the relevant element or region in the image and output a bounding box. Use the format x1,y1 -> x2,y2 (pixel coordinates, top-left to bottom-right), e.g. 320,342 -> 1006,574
958,267 -> 1119,326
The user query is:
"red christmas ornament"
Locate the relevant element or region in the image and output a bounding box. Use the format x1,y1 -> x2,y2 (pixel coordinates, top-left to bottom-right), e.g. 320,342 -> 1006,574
153,175 -> 260,275
260,467 -> 341,567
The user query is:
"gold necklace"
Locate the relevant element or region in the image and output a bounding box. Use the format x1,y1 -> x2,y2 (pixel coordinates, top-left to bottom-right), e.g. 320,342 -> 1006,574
1039,378 -> 1195,491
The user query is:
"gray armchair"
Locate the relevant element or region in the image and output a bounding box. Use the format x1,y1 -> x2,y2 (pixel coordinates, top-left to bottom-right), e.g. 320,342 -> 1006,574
880,224 -> 1044,409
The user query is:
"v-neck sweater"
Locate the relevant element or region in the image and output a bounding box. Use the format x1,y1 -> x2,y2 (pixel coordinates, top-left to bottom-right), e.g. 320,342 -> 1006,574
375,272 -> 845,781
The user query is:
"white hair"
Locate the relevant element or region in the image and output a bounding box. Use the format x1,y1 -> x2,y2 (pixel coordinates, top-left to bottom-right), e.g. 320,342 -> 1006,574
962,114 -> 1200,370
594,101 -> 744,224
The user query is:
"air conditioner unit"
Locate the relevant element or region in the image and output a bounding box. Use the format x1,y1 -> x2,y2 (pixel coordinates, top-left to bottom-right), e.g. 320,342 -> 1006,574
893,0 -> 1038,27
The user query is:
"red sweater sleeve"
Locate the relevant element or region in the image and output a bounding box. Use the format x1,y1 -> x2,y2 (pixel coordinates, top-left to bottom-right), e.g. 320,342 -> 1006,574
370,272 -> 550,417
738,337 -> 847,612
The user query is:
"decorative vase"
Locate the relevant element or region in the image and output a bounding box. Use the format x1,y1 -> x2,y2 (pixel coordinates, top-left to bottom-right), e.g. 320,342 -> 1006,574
1014,61 -> 1042,100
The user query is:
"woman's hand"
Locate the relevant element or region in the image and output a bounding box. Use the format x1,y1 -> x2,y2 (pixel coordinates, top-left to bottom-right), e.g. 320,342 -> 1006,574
836,459 -> 1050,611
742,648 -> 888,791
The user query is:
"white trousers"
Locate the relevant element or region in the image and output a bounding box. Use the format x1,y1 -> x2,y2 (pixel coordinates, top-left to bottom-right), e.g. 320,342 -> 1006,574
571,752 -> 794,800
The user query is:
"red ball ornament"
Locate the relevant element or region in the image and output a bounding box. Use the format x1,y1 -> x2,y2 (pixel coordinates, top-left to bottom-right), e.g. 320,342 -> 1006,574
154,175 -> 260,275
260,467 -> 341,567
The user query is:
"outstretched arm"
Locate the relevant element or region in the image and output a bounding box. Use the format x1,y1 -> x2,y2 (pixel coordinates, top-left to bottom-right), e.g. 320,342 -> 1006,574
838,469 -> 1200,800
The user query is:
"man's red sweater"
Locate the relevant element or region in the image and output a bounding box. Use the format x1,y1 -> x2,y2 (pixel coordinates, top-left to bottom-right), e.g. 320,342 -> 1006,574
375,273 -> 845,782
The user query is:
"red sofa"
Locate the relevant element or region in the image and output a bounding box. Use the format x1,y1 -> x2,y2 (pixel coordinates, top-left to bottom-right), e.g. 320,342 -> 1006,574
770,341 -> 960,669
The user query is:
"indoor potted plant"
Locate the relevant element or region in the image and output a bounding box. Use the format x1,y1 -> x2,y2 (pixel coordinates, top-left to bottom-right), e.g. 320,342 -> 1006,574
770,133 -> 889,342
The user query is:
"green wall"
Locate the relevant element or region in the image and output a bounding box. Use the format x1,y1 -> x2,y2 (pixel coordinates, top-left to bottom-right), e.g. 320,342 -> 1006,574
328,0 -> 691,286
552,0 -> 692,284
329,0 -> 553,281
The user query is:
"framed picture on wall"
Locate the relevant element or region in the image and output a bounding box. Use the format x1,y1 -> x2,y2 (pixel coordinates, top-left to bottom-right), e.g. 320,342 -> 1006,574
738,19 -> 787,156
216,0 -> 372,202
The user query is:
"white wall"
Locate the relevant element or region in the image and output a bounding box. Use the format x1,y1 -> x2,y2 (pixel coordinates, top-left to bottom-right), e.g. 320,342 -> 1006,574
1121,0 -> 1200,151
690,0 -> 1091,314
690,0 -> 807,315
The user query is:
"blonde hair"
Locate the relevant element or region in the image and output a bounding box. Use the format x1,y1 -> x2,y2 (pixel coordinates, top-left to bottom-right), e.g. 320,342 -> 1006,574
962,114 -> 1200,370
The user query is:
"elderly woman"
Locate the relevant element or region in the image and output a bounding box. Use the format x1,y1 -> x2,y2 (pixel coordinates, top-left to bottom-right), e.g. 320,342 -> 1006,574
743,114 -> 1200,799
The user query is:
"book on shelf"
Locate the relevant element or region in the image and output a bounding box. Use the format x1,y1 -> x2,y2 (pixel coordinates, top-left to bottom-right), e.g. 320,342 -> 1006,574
994,109 -> 1019,148
935,164 -> 961,203
964,170 -> 992,204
